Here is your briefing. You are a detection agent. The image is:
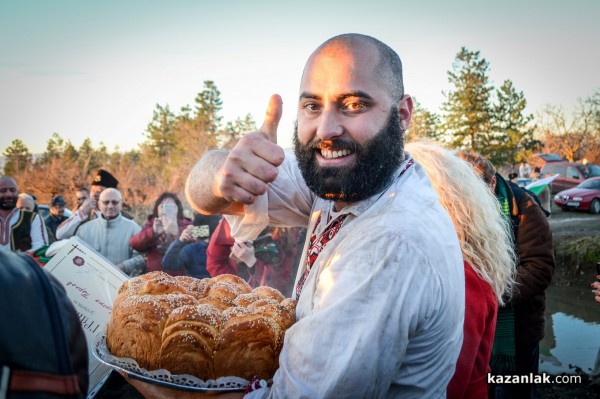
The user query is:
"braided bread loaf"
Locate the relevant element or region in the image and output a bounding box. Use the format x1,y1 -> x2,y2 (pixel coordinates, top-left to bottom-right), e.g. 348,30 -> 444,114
106,272 -> 296,381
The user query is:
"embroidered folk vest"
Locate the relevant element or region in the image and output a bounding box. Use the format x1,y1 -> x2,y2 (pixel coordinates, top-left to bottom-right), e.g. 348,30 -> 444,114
11,210 -> 36,252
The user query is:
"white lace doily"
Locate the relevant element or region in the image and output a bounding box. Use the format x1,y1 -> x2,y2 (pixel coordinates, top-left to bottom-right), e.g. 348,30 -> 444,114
92,334 -> 250,392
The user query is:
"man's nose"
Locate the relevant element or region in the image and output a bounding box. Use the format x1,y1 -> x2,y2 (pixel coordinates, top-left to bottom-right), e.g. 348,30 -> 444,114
316,109 -> 343,141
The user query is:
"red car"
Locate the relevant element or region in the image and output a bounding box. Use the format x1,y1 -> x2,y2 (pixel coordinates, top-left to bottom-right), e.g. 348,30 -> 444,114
541,161 -> 600,194
553,177 -> 600,214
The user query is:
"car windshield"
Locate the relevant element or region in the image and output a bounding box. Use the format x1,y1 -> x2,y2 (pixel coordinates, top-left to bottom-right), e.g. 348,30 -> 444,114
578,179 -> 600,189
585,164 -> 600,177
539,154 -> 563,162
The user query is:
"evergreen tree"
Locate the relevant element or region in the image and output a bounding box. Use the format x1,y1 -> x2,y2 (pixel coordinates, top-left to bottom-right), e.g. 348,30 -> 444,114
3,139 -> 32,175
490,80 -> 539,167
222,113 -> 257,148
77,138 -> 110,174
441,47 -> 493,152
39,133 -> 77,165
143,104 -> 177,159
194,80 -> 223,136
406,99 -> 441,142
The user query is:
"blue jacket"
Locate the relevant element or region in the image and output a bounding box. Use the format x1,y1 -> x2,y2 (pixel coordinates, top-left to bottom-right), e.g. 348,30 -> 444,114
161,239 -> 210,279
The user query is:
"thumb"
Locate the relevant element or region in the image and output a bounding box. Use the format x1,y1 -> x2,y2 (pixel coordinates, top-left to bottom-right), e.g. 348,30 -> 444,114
260,94 -> 282,144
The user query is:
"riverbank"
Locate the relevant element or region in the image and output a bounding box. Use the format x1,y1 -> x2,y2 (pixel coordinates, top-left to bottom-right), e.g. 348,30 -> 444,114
537,204 -> 600,398
548,203 -> 600,287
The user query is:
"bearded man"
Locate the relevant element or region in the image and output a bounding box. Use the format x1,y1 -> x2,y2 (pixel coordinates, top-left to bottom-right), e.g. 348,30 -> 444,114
0,176 -> 48,252
130,34 -> 465,398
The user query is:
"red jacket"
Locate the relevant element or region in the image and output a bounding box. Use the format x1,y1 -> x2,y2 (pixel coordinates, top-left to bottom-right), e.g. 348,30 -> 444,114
129,216 -> 191,275
447,262 -> 498,399
206,219 -> 297,297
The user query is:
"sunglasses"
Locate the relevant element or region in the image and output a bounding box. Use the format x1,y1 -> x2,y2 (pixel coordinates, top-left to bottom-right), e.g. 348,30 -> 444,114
101,200 -> 121,206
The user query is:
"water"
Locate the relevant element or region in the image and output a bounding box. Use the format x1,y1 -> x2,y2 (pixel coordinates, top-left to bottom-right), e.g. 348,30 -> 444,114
539,285 -> 600,374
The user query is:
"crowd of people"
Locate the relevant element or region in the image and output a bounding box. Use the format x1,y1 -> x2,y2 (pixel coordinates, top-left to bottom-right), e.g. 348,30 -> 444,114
0,168 -> 306,289
1,33 -> 562,399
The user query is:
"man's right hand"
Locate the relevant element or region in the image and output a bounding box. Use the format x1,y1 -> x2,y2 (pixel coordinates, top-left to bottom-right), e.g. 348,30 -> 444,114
179,225 -> 195,243
80,198 -> 96,216
217,94 -> 285,206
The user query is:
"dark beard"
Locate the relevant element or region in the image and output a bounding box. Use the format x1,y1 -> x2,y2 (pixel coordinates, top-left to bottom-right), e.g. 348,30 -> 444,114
293,109 -> 405,202
0,200 -> 17,211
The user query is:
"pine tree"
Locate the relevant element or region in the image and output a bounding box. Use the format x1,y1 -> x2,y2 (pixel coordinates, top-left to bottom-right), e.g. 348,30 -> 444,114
406,99 -> 441,143
490,80 -> 538,167
194,80 -> 223,136
222,113 -> 257,148
2,139 -> 32,175
143,104 -> 177,159
441,47 -> 493,152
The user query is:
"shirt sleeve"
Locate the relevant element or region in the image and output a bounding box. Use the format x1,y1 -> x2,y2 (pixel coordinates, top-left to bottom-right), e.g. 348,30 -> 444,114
28,213 -> 49,252
512,191 -> 555,303
226,153 -> 314,243
56,209 -> 85,240
129,219 -> 157,252
206,220 -> 237,277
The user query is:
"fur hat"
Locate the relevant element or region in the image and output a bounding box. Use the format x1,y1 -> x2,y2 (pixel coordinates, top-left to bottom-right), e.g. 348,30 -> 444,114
92,169 -> 119,188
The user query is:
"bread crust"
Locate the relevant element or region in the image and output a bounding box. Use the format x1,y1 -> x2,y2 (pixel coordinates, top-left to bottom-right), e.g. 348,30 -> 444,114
107,272 -> 296,381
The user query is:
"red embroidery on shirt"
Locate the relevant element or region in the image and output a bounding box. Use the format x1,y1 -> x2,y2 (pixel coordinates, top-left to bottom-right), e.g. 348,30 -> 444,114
0,208 -> 19,246
294,158 -> 414,300
295,214 -> 348,299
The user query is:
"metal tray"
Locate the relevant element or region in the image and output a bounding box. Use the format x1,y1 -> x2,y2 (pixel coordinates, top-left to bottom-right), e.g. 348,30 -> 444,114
92,333 -> 249,392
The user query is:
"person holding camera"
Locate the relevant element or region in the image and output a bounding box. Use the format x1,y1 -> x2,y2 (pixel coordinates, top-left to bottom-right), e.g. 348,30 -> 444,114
161,213 -> 221,279
129,192 -> 192,276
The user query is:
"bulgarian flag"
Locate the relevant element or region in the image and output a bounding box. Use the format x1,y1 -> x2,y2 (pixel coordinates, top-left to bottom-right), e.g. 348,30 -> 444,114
525,174 -> 559,195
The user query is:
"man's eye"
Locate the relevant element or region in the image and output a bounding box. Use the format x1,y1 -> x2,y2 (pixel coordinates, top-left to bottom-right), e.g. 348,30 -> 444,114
345,102 -> 365,111
302,103 -> 321,113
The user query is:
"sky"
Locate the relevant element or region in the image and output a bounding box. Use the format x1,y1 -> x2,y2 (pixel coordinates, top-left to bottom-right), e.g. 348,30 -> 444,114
1,0 -> 599,155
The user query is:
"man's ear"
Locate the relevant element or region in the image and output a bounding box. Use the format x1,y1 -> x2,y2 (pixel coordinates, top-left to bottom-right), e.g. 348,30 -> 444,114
490,175 -> 497,191
397,95 -> 413,131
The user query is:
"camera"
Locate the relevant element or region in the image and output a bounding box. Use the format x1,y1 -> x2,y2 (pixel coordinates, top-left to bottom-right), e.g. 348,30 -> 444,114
252,234 -> 274,248
190,225 -> 209,239
252,235 -> 281,265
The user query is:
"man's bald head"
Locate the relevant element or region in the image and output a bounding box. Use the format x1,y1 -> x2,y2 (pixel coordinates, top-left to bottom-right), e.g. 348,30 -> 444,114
98,188 -> 123,219
0,176 -> 19,211
17,193 -> 35,211
306,33 -> 405,103
0,176 -> 17,187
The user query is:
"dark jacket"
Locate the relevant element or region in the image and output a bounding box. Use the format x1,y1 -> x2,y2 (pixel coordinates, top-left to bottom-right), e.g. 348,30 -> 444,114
0,251 -> 89,397
500,175 -> 555,346
162,239 -> 210,279
45,213 -> 69,243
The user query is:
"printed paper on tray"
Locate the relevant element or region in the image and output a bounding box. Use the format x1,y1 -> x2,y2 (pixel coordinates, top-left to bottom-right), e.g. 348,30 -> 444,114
44,236 -> 129,396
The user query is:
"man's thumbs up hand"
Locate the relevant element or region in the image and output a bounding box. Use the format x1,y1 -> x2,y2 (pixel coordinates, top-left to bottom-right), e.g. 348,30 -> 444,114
217,94 -> 286,205
260,94 -> 282,144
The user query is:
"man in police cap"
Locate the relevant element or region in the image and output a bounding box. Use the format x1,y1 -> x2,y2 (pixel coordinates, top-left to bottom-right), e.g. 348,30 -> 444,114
56,169 -> 119,239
